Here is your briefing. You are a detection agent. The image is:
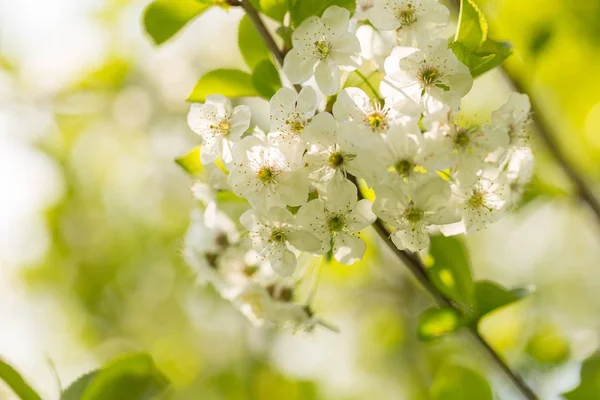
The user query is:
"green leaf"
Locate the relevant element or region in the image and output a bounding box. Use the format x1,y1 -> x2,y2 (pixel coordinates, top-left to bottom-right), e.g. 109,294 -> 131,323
0,358 -> 42,400
454,0 -> 487,50
252,60 -> 282,99
564,353 -> 600,399
250,0 -> 289,21
473,280 -> 525,321
427,236 -> 475,311
187,69 -> 258,102
431,364 -> 493,400
61,372 -> 98,400
290,0 -> 356,28
78,353 -> 169,400
344,62 -> 384,101
143,0 -> 213,46
175,147 -> 204,177
238,15 -> 270,70
417,307 -> 462,341
449,40 -> 512,78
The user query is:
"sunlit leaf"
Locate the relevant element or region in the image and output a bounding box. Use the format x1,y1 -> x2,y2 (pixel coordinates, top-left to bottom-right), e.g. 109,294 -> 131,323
238,15 -> 270,70
427,236 -> 475,311
431,364 -> 493,400
344,62 -> 384,100
252,59 -> 282,99
455,0 -> 487,50
76,353 -> 169,400
564,353 -> 600,399
175,147 -> 204,177
290,0 -> 356,28
473,280 -> 526,322
143,0 -> 214,46
0,358 -> 42,400
250,0 -> 289,21
187,69 -> 258,102
61,372 -> 98,400
449,40 -> 512,78
417,307 -> 462,341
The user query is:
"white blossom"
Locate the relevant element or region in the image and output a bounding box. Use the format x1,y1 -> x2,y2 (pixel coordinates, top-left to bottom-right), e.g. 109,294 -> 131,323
381,39 -> 472,112
355,0 -> 376,21
296,179 -> 376,264
355,24 -> 396,69
240,207 -> 321,276
491,92 -> 532,148
269,86 -> 318,141
228,134 -> 309,210
187,95 -> 251,165
283,6 -> 361,95
303,112 -> 377,185
367,0 -> 450,45
373,177 -> 459,251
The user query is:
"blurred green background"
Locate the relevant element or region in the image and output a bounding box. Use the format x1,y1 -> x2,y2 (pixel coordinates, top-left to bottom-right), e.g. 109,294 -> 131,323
1,0 -> 600,399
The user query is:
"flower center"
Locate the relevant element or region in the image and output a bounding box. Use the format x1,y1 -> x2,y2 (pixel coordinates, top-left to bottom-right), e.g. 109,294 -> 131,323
315,40 -> 332,60
327,214 -> 346,233
257,166 -> 277,184
404,207 -> 424,224
328,152 -> 345,168
210,119 -> 231,134
419,66 -> 440,86
398,6 -> 417,26
215,232 -> 229,248
454,129 -> 470,149
267,284 -> 294,302
468,191 -> 486,209
269,228 -> 287,244
367,111 -> 388,133
242,264 -> 259,277
394,159 -> 414,177
287,119 -> 305,134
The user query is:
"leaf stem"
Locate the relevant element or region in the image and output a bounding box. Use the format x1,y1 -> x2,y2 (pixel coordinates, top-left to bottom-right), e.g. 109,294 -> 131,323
238,1 -> 538,398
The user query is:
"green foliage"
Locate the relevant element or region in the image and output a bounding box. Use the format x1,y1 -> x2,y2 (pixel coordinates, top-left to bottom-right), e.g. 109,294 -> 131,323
455,0 -> 488,49
61,353 -> 170,400
249,0 -> 289,21
472,280 -> 525,322
417,307 -> 462,341
0,358 -> 41,400
143,0 -> 214,46
450,0 -> 512,77
563,353 -> 600,399
290,0 -> 356,28
252,60 -> 282,99
427,236 -> 475,311
344,63 -> 384,101
431,364 -> 493,400
188,69 -> 258,102
238,15 -> 270,70
175,147 -> 204,177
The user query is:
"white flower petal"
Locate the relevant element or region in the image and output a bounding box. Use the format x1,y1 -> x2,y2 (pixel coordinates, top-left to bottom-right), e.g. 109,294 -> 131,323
333,232 -> 366,265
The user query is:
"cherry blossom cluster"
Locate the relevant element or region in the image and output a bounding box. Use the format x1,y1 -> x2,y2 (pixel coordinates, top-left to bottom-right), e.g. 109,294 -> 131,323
183,2 -> 534,330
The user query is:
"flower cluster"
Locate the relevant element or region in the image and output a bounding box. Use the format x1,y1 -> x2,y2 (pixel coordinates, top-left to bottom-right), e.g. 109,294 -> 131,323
183,2 -> 533,330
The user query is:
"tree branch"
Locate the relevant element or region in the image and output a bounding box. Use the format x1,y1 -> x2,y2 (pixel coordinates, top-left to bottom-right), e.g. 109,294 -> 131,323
238,1 -> 538,398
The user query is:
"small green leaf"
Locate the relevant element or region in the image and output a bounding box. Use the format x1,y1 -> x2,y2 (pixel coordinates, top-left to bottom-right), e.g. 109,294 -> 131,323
143,0 -> 213,46
250,0 -> 289,21
187,69 -> 258,102
79,353 -> 169,400
175,147 -> 204,177
564,353 -> 600,399
449,40 -> 512,78
290,0 -> 356,28
417,307 -> 462,341
473,280 -> 525,321
238,15 -> 270,70
252,60 -> 282,99
344,63 -> 384,101
427,236 -> 475,311
431,364 -> 493,400
0,358 -> 42,400
454,0 -> 487,50
61,372 -> 98,400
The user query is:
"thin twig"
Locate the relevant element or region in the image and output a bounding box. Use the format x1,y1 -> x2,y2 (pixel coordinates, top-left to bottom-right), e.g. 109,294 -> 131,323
237,1 -> 538,398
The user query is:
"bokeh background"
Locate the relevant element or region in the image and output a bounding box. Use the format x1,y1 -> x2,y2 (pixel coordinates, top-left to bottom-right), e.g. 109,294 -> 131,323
1,0 -> 600,398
